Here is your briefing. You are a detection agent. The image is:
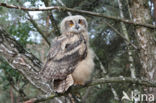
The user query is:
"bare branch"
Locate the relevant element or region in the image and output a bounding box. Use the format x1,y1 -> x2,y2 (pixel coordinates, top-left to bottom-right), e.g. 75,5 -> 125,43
103,21 -> 138,49
28,77 -> 156,103
42,0 -> 61,36
27,12 -> 51,46
56,0 -> 72,16
0,3 -> 156,29
49,13 -> 61,36
118,0 -> 136,79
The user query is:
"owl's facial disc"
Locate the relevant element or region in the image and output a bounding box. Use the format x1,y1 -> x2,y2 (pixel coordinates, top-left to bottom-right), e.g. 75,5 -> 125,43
67,19 -> 87,33
60,15 -> 88,34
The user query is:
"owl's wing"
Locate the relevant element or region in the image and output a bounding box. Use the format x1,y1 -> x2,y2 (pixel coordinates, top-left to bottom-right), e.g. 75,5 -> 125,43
41,34 -> 87,82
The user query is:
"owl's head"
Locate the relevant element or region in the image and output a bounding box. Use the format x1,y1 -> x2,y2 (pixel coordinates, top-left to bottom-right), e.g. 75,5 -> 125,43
60,15 -> 88,34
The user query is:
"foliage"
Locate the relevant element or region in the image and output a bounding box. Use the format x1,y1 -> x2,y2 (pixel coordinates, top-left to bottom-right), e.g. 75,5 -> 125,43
8,22 -> 33,46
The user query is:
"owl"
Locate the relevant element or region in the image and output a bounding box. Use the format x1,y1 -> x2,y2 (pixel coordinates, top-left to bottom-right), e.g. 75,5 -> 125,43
40,15 -> 95,93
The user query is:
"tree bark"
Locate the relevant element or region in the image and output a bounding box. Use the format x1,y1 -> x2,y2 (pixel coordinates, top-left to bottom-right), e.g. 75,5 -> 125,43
0,27 -> 52,93
129,0 -> 156,98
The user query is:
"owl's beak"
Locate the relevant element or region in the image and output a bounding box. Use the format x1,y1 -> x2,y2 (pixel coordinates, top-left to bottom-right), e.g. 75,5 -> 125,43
75,24 -> 79,30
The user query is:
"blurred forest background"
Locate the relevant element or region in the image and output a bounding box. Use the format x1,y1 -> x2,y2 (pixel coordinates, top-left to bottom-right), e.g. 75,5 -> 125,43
0,0 -> 156,103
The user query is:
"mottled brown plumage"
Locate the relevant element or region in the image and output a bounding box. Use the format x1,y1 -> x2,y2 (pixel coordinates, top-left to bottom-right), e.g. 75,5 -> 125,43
40,15 -> 94,93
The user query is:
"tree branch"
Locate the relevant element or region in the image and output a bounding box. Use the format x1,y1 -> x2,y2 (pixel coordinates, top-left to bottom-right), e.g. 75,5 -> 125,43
0,26 -> 52,93
27,77 -> 156,103
0,3 -> 156,29
27,12 -> 51,46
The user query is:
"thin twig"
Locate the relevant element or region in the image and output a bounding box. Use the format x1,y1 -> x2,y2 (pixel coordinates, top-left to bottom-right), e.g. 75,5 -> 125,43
16,0 -> 51,47
118,0 -> 137,79
27,12 -> 51,46
49,12 -> 61,36
42,0 -> 61,36
104,21 -> 138,49
56,0 -> 72,16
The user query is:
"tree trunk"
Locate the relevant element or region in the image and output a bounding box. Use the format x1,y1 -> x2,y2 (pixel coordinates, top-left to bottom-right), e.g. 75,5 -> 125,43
130,0 -> 156,98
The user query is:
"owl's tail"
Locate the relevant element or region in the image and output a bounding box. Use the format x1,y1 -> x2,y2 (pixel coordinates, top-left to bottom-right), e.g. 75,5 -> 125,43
54,74 -> 74,93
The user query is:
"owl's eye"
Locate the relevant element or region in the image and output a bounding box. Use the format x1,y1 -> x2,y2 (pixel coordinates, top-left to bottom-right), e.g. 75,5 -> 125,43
78,19 -> 83,24
69,20 -> 74,27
